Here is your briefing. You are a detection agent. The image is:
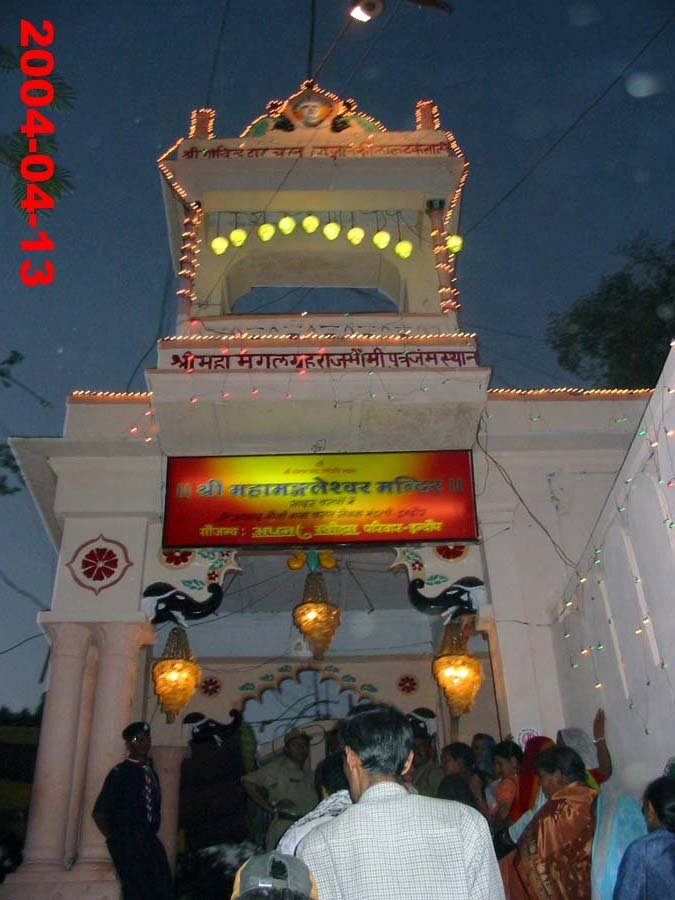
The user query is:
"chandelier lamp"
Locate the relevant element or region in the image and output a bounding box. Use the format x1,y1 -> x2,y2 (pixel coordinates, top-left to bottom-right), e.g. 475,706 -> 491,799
432,612 -> 483,719
152,627 -> 201,723
292,569 -> 341,660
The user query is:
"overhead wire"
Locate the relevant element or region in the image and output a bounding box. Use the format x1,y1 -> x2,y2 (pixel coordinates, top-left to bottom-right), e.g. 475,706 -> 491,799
465,8 -> 675,237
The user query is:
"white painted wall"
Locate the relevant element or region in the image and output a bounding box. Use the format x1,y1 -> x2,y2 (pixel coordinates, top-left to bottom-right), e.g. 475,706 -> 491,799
552,349 -> 675,797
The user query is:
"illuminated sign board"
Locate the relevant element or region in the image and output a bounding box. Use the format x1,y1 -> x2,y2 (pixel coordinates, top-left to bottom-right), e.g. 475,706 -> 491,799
163,451 -> 477,548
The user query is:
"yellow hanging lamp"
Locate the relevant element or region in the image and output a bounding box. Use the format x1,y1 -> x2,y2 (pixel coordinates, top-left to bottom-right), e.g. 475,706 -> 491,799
152,627 -> 201,723
432,613 -> 483,718
293,570 -> 341,660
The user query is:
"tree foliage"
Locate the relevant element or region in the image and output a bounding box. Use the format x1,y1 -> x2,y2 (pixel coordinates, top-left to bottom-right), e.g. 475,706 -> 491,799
547,235 -> 675,388
0,352 -> 25,496
0,45 -> 74,215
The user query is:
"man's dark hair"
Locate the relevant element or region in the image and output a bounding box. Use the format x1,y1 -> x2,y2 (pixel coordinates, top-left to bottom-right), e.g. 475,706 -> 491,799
443,742 -> 475,770
315,751 -> 348,795
340,703 -> 413,777
493,740 -> 523,765
437,774 -> 479,810
534,746 -> 586,783
644,775 -> 675,832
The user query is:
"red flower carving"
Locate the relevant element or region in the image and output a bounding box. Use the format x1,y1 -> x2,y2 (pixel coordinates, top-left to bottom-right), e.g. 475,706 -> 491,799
161,549 -> 194,567
397,675 -> 418,695
200,677 -> 221,697
81,547 -> 119,582
66,535 -> 133,595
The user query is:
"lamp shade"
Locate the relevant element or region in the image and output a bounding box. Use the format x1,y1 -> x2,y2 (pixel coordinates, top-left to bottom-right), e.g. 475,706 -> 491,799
347,226 -> 365,245
210,236 -> 229,255
373,229 -> 391,250
229,227 -> 248,247
293,572 -> 341,659
302,214 -> 320,234
323,221 -> 341,241
394,239 -> 413,259
258,222 -> 276,242
278,215 -> 297,235
445,234 -> 463,254
152,627 -> 201,723
432,614 -> 483,718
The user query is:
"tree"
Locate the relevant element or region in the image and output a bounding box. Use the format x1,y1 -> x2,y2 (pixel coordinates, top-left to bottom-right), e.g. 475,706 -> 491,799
0,352 -> 25,496
547,234 -> 675,388
0,45 -> 74,215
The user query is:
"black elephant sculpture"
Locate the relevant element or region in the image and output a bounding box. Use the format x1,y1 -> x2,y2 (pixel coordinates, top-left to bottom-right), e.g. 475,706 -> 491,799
183,710 -> 243,747
409,575 -> 485,618
141,581 -> 224,628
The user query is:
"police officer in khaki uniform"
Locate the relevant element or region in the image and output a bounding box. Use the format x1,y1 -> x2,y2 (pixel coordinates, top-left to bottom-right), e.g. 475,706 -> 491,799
242,729 -> 318,849
408,711 -> 444,798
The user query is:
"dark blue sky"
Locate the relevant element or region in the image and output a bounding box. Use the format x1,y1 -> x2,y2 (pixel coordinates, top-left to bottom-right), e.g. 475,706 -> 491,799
2,0 -> 674,709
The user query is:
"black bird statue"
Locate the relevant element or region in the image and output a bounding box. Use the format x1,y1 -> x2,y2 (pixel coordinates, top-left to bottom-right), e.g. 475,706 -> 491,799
141,581 -> 224,628
408,576 -> 485,617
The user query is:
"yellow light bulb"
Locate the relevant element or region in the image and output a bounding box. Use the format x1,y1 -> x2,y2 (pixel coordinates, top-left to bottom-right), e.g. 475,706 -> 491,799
347,226 -> 365,245
445,234 -> 463,253
229,227 -> 248,247
257,222 -> 276,242
210,236 -> 229,255
278,215 -> 297,235
394,239 -> 413,259
302,214 -> 320,234
373,230 -> 391,250
323,221 -> 341,241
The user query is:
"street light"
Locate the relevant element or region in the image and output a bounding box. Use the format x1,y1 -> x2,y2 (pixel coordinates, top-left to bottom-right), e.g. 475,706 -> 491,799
350,1 -> 384,21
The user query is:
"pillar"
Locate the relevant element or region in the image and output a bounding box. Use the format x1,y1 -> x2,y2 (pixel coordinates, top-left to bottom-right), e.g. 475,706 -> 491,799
152,745 -> 187,872
77,621 -> 155,867
19,622 -> 92,874
64,644 -> 99,866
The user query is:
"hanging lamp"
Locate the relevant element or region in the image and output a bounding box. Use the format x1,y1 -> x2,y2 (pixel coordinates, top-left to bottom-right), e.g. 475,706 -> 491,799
293,568 -> 341,660
152,627 -> 201,723
432,612 -> 483,718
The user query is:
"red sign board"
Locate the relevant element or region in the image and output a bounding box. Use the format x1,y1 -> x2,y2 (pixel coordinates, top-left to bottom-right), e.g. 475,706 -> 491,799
163,451 -> 478,548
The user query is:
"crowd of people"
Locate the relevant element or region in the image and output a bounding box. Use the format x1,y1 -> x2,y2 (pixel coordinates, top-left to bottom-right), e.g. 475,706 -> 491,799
94,706 -> 675,899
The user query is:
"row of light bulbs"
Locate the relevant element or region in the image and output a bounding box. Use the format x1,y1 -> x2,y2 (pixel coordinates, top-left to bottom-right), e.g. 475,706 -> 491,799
209,213 -> 464,260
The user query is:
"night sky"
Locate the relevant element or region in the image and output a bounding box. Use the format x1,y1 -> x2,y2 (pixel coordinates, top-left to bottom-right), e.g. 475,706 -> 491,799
2,0 -> 674,710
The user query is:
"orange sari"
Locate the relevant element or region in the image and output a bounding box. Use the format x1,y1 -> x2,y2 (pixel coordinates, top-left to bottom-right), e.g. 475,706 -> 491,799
500,781 -> 597,899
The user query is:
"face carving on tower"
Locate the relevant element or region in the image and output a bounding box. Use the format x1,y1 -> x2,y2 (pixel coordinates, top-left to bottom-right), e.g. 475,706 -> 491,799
290,91 -> 333,128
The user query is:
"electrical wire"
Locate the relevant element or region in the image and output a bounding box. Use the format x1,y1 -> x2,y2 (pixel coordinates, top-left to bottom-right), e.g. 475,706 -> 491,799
0,632 -> 45,656
474,413 -> 577,569
465,9 -> 675,237
0,567 -> 48,611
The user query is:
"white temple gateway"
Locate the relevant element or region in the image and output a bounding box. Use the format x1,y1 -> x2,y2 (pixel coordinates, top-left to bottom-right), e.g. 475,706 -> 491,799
6,82 -> 674,899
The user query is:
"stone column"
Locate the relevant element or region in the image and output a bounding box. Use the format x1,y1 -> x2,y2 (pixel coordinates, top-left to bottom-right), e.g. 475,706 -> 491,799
64,644 -> 99,866
77,621 -> 155,867
152,745 -> 187,872
20,622 -> 92,873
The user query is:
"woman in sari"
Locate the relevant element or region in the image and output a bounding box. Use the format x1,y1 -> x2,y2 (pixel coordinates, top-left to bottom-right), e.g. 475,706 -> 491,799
558,709 -> 613,787
500,746 -> 597,899
492,741 -> 524,826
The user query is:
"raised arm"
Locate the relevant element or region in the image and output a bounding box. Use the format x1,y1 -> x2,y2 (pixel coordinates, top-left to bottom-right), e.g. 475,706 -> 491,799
592,709 -> 613,781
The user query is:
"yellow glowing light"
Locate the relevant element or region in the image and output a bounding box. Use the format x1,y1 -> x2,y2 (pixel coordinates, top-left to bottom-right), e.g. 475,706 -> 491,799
347,226 -> 365,245
394,239 -> 413,259
302,214 -> 320,234
445,234 -> 463,254
152,627 -> 200,723
229,227 -> 248,247
432,614 -> 483,718
292,572 -> 341,659
210,236 -> 229,255
323,221 -> 341,241
278,215 -> 297,235
258,222 -> 276,242
373,230 -> 391,250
